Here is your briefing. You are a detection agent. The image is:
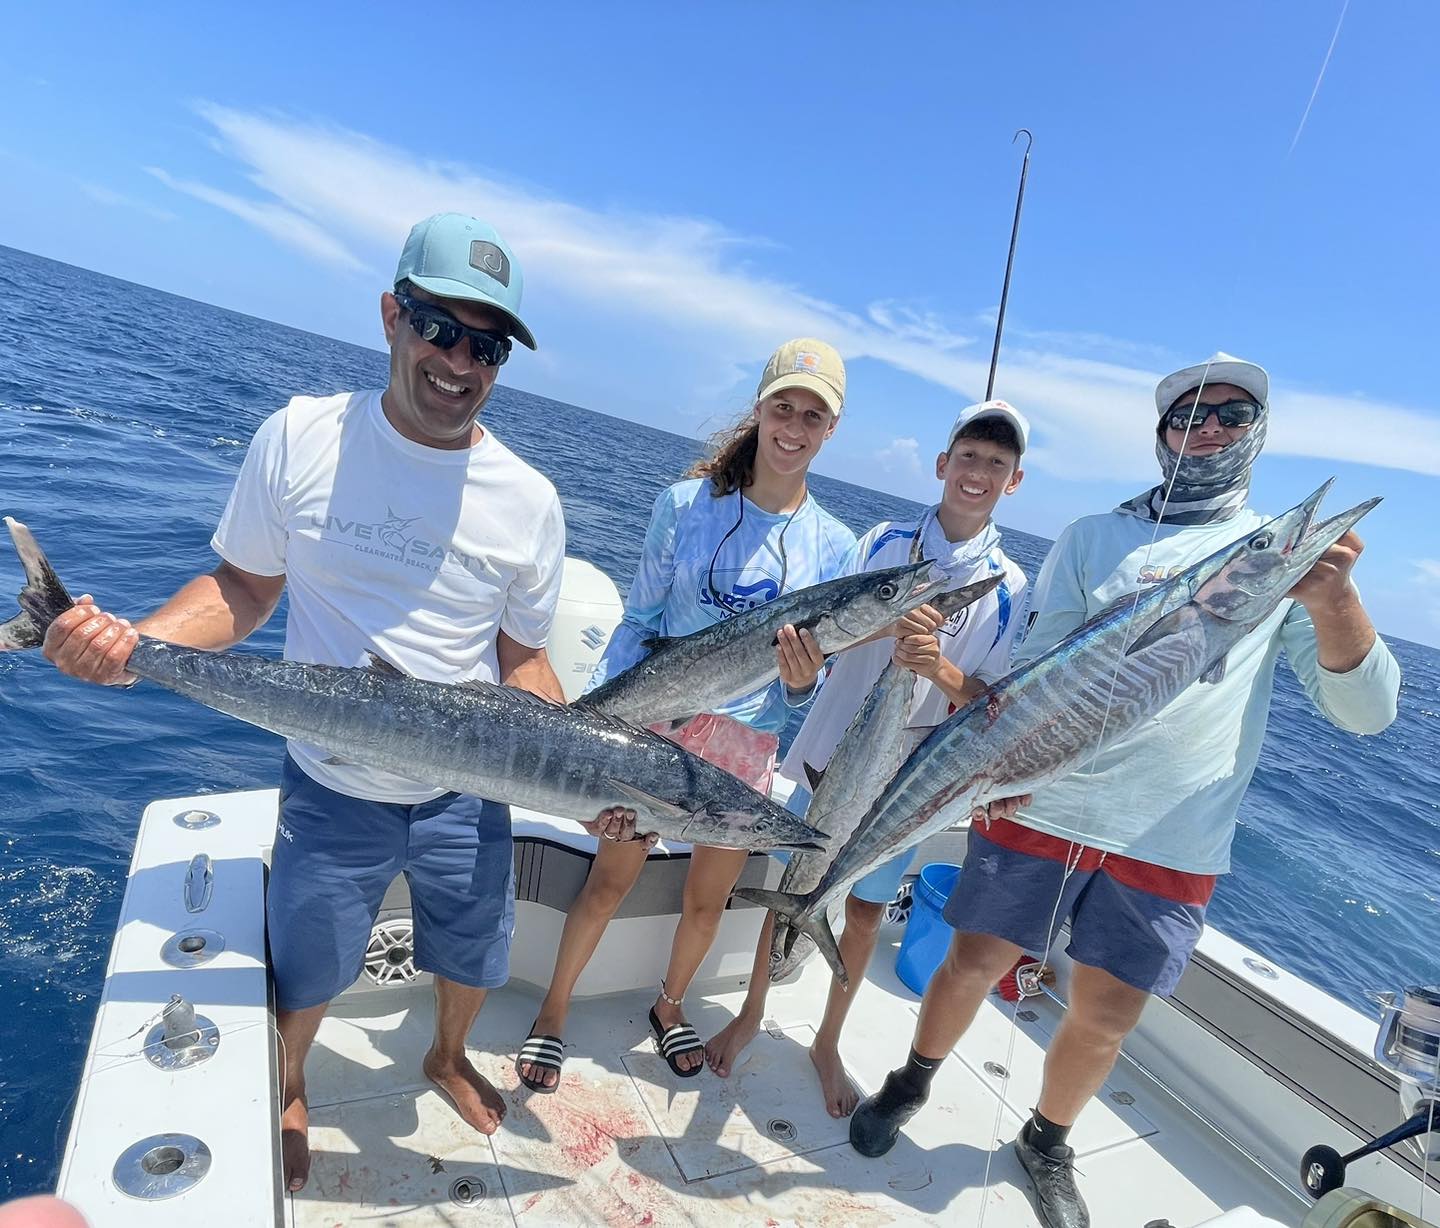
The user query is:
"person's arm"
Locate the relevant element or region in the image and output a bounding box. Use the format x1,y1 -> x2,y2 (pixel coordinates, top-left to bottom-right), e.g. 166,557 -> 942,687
889,601 -> 986,711
1287,530 -> 1379,672
584,489 -> 681,694
42,563 -> 287,687
1279,531 -> 1399,734
497,630 -> 565,703
48,404 -> 297,686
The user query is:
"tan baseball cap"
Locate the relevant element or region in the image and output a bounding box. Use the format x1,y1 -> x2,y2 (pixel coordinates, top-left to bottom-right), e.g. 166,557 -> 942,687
755,338 -> 846,416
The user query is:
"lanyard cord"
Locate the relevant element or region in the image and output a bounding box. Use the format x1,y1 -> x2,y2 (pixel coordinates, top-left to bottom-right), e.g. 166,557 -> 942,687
706,488 -> 802,615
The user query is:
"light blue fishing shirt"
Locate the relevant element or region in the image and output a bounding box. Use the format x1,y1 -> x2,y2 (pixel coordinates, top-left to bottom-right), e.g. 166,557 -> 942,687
1014,508 -> 1401,875
585,478 -> 858,733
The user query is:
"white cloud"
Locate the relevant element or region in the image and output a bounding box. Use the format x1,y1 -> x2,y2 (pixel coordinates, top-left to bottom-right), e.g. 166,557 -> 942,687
1412,559 -> 1440,583
877,437 -> 923,477
148,105 -> 1440,485
146,165 -> 368,273
76,181 -> 178,223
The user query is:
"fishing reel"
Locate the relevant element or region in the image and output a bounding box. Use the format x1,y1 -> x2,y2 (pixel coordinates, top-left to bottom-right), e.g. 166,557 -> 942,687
1299,985 -> 1440,1199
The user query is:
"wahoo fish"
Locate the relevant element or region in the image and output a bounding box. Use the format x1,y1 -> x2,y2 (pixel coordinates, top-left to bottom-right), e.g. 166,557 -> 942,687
769,573 -> 1004,980
582,560 -> 947,725
0,519 -> 829,853
738,482 -> 1380,980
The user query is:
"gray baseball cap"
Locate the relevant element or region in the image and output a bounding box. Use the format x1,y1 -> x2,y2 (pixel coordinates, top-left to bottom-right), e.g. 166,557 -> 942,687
1155,351 -> 1268,413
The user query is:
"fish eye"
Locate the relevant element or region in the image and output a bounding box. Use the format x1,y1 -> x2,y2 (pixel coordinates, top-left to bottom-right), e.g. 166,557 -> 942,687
877,582 -> 898,600
1248,532 -> 1273,550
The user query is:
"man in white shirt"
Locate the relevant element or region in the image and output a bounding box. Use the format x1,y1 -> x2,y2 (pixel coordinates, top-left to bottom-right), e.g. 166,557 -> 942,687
40,213 -> 636,1192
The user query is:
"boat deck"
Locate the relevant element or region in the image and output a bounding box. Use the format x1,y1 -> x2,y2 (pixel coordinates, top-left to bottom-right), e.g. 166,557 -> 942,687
290,922 -> 1306,1228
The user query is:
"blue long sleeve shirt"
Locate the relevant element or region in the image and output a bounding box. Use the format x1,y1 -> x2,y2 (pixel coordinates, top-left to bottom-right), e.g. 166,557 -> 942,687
585,478 -> 857,733
1013,509 -> 1401,874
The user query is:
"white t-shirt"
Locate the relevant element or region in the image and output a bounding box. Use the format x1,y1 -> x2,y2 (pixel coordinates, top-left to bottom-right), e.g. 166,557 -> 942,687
780,509 -> 1028,781
212,390 -> 566,802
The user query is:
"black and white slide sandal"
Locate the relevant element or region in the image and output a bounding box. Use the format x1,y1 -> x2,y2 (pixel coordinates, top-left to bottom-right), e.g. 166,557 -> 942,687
648,1007 -> 704,1078
516,1029 -> 565,1093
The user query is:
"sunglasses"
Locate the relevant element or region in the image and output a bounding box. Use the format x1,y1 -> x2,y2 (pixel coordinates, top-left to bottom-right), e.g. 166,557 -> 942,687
394,291 -> 512,367
1164,399 -> 1260,432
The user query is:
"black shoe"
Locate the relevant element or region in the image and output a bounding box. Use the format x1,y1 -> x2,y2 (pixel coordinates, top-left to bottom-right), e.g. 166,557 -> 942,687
849,1071 -> 927,1157
1013,1130 -> 1090,1228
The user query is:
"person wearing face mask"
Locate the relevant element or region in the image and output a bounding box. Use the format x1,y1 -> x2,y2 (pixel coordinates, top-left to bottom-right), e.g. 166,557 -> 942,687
36,213 -> 642,1194
847,353 -> 1400,1228
515,340 -> 857,1093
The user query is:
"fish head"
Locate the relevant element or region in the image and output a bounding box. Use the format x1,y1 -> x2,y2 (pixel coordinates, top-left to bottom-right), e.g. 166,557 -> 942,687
1191,481 -> 1380,623
826,560 -> 946,640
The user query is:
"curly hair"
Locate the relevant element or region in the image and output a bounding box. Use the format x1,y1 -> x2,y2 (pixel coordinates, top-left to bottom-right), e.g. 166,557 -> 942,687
686,412 -> 760,497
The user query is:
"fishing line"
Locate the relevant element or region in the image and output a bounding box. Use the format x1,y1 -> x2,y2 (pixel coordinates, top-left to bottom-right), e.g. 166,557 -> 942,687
1288,0 -> 1352,159
1421,1038 -> 1438,1223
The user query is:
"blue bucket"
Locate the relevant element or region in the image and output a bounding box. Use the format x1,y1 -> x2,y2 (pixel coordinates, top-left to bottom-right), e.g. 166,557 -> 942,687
894,862 -> 961,995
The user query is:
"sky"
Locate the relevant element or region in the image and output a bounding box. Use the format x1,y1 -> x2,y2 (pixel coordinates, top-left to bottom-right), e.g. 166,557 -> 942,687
2,3 -> 1437,646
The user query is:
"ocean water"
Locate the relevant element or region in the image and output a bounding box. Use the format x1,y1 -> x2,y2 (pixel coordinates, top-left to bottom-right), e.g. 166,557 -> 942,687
0,244 -> 1436,1200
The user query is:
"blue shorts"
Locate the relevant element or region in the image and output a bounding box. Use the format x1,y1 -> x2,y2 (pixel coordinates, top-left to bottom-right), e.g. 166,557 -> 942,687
942,820 -> 1214,997
268,756 -> 516,1011
774,785 -> 912,906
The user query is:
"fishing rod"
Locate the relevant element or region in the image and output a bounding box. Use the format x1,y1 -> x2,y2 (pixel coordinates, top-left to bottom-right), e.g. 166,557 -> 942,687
984,128 -> 1033,401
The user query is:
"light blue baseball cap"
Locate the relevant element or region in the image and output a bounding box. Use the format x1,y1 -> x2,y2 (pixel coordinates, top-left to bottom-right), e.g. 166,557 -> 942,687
394,213 -> 537,350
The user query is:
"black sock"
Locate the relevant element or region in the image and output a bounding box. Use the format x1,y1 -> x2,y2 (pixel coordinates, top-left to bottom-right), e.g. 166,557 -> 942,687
891,1047 -> 944,1101
1024,1109 -> 1071,1156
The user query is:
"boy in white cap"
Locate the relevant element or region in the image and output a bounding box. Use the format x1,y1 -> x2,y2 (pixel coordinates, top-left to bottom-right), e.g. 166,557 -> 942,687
38,214 -> 638,1191
704,399 -> 1030,1114
849,354 -> 1400,1228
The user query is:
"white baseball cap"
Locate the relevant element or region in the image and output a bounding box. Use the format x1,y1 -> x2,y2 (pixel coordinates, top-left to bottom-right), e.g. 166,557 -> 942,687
947,399 -> 1030,454
1155,351 -> 1269,414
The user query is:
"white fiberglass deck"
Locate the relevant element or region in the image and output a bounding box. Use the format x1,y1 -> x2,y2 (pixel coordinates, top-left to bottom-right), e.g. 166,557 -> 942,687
290,924 -> 1305,1228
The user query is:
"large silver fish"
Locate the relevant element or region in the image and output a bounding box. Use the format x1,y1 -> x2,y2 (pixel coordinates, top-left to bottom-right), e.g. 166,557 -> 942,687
769,573 -> 1003,980
738,482 -> 1380,979
582,560 -> 947,725
0,518 -> 829,853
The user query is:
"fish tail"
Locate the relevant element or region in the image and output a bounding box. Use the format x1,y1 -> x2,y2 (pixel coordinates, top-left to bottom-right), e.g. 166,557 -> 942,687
733,886 -> 848,987
0,518 -> 76,652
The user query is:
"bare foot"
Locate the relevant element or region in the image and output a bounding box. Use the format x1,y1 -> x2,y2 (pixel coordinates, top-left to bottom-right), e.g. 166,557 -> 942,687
281,1090 -> 311,1192
705,1012 -> 760,1077
517,1009 -> 566,1091
652,997 -> 704,1074
810,1042 -> 859,1117
424,1049 -> 507,1135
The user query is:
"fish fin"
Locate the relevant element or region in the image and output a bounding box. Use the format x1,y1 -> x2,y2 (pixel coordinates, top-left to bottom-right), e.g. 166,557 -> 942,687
654,717 -> 690,736
2,517 -> 77,652
731,886 -> 846,986
0,611 -> 42,651
802,762 -> 825,792
365,652 -> 406,677
1124,606 -> 1193,657
640,635 -> 675,651
1199,655 -> 1228,685
605,778 -> 690,820
732,886 -> 800,915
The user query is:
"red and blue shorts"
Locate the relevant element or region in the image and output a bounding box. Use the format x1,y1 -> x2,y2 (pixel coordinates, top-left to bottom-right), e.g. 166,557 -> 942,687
942,817 -> 1216,997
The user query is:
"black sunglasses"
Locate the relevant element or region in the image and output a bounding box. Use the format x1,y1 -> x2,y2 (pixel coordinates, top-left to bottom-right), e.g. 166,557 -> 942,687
394,291 -> 512,367
1164,398 -> 1260,432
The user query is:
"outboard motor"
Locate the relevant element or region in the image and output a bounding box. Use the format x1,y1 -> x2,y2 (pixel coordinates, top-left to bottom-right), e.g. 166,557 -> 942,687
1300,985 -> 1440,1199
